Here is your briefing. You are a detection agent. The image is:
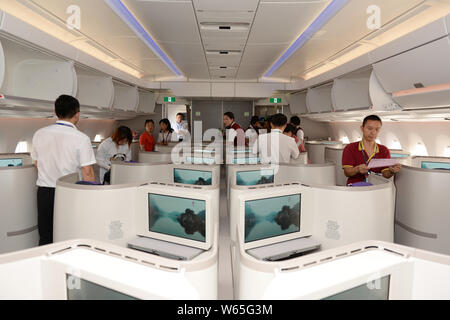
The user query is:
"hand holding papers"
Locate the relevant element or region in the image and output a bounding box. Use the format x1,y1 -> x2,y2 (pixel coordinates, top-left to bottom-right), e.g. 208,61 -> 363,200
368,158 -> 399,169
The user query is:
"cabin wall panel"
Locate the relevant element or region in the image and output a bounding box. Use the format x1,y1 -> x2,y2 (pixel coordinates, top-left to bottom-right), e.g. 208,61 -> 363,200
0,118 -> 117,154
328,122 -> 450,157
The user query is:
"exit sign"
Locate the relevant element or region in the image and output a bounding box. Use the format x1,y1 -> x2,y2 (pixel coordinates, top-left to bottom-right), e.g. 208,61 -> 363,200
270,98 -> 281,103
164,96 -> 176,102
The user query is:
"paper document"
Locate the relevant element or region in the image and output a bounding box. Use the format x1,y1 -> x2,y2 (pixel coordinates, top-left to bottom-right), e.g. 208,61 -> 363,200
368,158 -> 399,169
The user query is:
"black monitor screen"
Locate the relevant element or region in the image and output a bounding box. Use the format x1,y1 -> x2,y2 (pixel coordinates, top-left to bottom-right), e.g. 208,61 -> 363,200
245,194 -> 300,243
149,193 -> 206,242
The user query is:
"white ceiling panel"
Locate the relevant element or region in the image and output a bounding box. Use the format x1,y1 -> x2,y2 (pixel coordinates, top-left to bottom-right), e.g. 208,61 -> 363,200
210,69 -> 238,77
193,0 -> 259,12
157,42 -> 206,65
248,1 -> 331,44
236,65 -> 267,80
176,63 -> 211,79
240,44 -> 287,66
93,36 -> 159,61
204,41 -> 245,51
30,0 -> 137,38
272,0 -> 425,78
138,59 -> 173,77
196,11 -> 255,24
123,0 -> 200,43
206,54 -> 242,66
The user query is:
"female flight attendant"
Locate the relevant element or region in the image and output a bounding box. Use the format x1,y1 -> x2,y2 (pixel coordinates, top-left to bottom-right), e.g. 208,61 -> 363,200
157,118 -> 175,145
97,126 -> 133,184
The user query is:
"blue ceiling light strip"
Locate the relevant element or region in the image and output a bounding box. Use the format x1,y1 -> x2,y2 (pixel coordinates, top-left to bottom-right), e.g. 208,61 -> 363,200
105,0 -> 182,76
264,0 -> 349,78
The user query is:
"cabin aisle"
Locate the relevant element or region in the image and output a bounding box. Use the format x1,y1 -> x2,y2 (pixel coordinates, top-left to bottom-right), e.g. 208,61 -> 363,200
218,165 -> 233,299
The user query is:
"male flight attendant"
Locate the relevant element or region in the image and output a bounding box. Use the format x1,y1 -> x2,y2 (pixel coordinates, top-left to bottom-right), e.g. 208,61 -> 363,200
342,115 -> 401,186
32,95 -> 96,245
223,111 -> 246,147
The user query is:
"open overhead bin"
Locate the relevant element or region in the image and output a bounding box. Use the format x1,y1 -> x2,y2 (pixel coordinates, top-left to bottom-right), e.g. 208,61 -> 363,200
372,35 -> 450,110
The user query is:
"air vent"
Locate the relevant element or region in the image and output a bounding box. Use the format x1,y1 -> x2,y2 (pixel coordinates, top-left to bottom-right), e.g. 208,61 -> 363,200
365,4 -> 432,41
206,50 -> 242,55
414,83 -> 425,88
220,66 -> 227,69
199,22 -> 250,31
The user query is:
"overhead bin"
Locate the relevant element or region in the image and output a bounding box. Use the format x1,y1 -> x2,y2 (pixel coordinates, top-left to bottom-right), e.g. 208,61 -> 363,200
332,69 -> 371,111
137,90 -> 156,114
289,91 -> 308,114
0,38 -> 76,103
76,70 -> 114,110
306,83 -> 333,113
372,36 -> 450,110
112,81 -> 139,112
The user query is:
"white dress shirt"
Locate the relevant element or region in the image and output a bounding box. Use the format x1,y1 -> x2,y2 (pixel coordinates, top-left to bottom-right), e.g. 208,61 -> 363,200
296,127 -> 304,146
173,121 -> 189,140
96,137 -> 132,183
245,127 -> 259,147
253,129 -> 300,164
31,120 -> 96,187
157,131 -> 176,144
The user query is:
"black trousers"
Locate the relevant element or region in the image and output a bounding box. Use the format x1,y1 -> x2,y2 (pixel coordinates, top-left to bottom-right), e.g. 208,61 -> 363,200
37,186 -> 55,246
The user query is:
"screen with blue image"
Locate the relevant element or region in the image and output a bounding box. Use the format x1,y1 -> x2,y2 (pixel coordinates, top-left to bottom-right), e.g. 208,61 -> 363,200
421,161 -> 450,170
149,194 -> 206,242
186,156 -> 215,165
174,168 -> 212,185
232,157 -> 259,164
236,169 -> 274,186
0,158 -> 23,167
390,153 -> 409,158
245,194 -> 301,243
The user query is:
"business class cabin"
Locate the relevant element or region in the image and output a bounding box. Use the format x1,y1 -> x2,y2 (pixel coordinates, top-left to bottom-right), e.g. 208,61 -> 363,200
0,0 -> 450,301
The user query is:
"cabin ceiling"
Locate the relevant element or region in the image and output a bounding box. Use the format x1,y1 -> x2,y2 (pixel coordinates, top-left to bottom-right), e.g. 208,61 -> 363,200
2,0 -> 449,83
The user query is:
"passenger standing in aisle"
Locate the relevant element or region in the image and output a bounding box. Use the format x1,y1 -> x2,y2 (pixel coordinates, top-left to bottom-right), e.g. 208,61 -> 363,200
97,126 -> 133,184
255,113 -> 299,164
139,119 -> 156,152
31,95 -> 96,245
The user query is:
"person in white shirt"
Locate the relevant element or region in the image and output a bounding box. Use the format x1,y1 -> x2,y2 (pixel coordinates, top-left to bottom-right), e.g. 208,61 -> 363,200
157,118 -> 176,145
254,113 -> 300,164
31,95 -> 96,245
96,126 -> 133,184
245,116 -> 263,148
173,113 -> 190,141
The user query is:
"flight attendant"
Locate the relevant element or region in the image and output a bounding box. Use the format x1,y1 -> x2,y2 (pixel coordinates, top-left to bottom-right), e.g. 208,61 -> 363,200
157,118 -> 175,145
223,111 -> 246,146
31,95 -> 96,245
342,115 -> 401,185
97,126 -> 133,184
139,119 -> 156,152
